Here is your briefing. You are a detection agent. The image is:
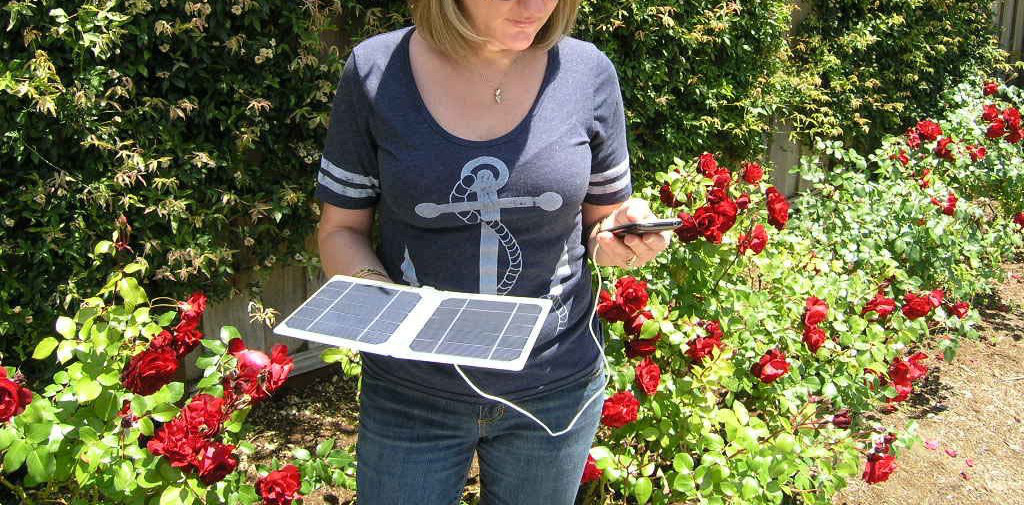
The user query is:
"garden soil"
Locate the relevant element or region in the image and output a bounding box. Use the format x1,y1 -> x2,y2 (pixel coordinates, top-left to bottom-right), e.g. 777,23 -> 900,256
246,263 -> 1024,505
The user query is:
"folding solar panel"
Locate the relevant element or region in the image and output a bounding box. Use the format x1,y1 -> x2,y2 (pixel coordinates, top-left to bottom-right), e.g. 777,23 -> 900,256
273,275 -> 551,371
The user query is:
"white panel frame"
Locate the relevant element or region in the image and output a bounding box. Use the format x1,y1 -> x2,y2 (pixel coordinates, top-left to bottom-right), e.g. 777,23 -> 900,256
272,275 -> 551,372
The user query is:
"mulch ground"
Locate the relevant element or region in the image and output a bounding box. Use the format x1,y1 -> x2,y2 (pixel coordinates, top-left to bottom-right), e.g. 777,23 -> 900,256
245,263 -> 1024,505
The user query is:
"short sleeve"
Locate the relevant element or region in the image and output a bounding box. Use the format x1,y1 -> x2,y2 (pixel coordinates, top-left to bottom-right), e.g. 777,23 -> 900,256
585,49 -> 632,205
315,52 -> 380,209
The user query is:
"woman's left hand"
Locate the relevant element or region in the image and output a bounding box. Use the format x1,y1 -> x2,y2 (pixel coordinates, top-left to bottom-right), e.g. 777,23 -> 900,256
592,198 -> 673,269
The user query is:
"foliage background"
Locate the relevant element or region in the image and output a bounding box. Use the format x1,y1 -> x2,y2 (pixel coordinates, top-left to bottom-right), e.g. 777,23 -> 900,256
0,0 -> 1018,381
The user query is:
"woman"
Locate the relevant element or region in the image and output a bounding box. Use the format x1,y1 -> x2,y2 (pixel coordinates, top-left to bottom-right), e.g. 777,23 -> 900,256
315,0 -> 671,503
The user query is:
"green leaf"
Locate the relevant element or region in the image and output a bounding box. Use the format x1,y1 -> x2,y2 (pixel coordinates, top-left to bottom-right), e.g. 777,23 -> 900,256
114,461 -> 135,491
157,311 -> 177,326
633,476 -> 653,504
26,446 -> 53,482
673,453 -> 694,472
201,339 -> 227,354
321,347 -> 348,364
76,379 -> 102,403
220,326 -> 242,344
55,317 -> 75,339
117,277 -> 148,307
139,417 -> 154,437
33,337 -> 60,360
160,486 -> 185,505
0,429 -> 15,451
733,401 -> 749,425
4,440 -> 30,472
315,439 -> 335,458
741,476 -> 760,498
56,340 -> 75,364
93,240 -> 114,255
292,448 -> 311,460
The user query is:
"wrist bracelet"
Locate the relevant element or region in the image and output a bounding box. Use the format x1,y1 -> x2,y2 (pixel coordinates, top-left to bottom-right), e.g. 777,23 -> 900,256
351,267 -> 389,281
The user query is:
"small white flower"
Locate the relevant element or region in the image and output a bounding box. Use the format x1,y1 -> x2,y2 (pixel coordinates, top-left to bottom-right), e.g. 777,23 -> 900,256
231,5 -> 242,15
254,55 -> 264,64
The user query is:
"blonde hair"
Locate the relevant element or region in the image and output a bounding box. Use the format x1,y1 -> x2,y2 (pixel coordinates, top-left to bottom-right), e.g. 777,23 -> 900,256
410,0 -> 581,61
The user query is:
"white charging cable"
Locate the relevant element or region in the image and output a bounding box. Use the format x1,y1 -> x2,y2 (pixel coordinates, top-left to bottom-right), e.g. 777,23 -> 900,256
453,240 -> 613,437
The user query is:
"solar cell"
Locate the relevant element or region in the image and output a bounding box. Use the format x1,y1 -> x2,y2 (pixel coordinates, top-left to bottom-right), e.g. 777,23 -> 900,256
274,275 -> 551,370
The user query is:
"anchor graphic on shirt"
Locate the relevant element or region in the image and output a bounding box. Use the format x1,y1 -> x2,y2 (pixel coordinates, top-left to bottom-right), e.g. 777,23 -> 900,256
414,156 -> 563,295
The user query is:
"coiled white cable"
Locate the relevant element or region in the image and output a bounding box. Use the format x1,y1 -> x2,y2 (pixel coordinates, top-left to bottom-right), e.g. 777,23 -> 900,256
453,240 -> 612,437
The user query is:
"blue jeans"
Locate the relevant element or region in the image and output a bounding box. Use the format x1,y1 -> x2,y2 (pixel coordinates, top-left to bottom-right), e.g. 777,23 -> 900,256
355,365 -> 606,505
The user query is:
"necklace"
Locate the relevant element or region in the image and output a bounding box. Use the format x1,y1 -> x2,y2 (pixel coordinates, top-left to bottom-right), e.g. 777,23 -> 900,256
467,50 -> 526,104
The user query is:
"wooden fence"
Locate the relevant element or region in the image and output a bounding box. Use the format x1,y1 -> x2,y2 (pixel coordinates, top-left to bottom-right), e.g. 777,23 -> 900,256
187,1 -> 1022,379
994,0 -> 1024,86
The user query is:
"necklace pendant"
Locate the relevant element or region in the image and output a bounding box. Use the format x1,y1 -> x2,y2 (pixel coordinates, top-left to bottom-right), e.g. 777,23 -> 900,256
494,87 -> 503,104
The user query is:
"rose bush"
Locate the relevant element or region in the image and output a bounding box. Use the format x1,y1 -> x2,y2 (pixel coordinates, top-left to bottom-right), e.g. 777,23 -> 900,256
0,257 -> 356,504
579,79 -> 1023,504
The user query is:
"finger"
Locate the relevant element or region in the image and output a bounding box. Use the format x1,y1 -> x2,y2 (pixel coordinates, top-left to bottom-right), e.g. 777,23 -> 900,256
641,231 -> 672,252
596,231 -> 636,264
622,233 -> 657,258
626,201 -> 651,224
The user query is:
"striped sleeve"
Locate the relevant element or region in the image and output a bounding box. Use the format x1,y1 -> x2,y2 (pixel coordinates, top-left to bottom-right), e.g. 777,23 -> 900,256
315,52 -> 381,209
585,49 -> 632,205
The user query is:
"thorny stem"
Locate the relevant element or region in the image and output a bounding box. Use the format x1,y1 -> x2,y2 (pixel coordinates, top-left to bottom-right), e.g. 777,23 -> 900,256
710,253 -> 741,294
0,474 -> 31,504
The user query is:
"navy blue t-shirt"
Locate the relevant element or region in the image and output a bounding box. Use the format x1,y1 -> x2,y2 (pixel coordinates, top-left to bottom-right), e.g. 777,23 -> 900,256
315,26 -> 632,403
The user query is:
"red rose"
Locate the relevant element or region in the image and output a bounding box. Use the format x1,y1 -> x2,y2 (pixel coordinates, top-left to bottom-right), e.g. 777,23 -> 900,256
742,162 -> 763,184
121,347 -> 180,396
950,301 -> 969,318
888,381 -> 913,404
153,327 -> 204,358
967,145 -> 986,162
706,187 -> 728,205
673,212 -> 702,243
863,452 -> 896,483
802,325 -> 827,353
581,455 -> 602,483
624,310 -> 654,337
146,420 -> 205,468
601,391 -> 639,428
890,150 -> 910,166
983,81 -> 1000,96
709,198 -> 738,234
712,172 -> 731,189
738,224 -> 768,255
693,206 -> 723,244
0,367 -> 33,423
195,442 -> 238,485
751,349 -> 789,383
901,292 -> 934,320
905,127 -> 922,149
804,296 -> 829,326
889,352 -> 929,385
615,277 -> 649,315
699,320 -> 724,340
927,289 -> 944,308
634,358 -> 661,396
697,152 -> 719,178
982,104 -> 1001,122
931,192 -> 956,216
918,168 -> 931,188
765,187 -> 790,230
176,291 -> 207,332
934,137 -> 955,163
659,184 -> 682,208
625,335 -> 659,359
1003,107 -> 1022,130
597,290 -> 631,323
831,408 -> 852,429
1008,128 -> 1024,144
915,119 -> 942,141
987,119 -> 1006,139
686,334 -> 723,361
861,292 -> 896,319
225,340 -> 294,403
181,393 -> 225,437
1013,212 -> 1024,228
257,464 -> 303,505
735,193 -> 751,210
264,344 -> 295,395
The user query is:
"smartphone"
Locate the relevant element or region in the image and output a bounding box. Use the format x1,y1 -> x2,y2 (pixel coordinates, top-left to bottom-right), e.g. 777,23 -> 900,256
602,218 -> 682,236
